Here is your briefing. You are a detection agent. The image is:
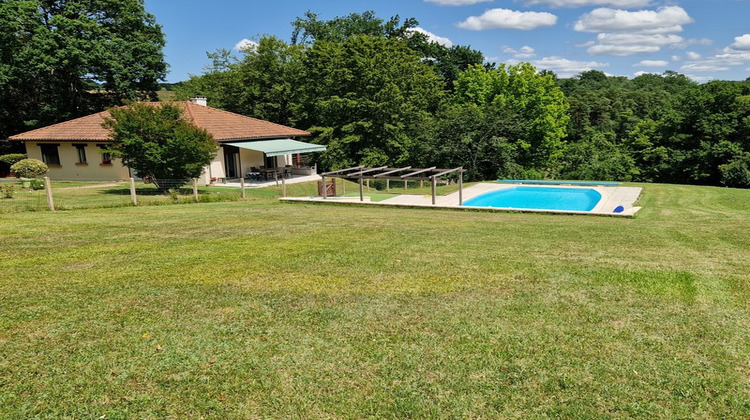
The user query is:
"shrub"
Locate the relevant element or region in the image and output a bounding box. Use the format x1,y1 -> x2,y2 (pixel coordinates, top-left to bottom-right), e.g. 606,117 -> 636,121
1,184 -> 14,198
719,157 -> 750,188
10,159 -> 48,178
0,153 -> 27,166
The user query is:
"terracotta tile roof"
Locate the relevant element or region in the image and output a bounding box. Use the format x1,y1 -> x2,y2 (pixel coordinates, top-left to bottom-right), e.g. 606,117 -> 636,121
8,102 -> 310,142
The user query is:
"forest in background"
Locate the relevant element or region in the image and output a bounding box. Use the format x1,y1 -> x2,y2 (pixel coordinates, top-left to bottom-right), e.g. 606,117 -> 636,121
175,12 -> 750,188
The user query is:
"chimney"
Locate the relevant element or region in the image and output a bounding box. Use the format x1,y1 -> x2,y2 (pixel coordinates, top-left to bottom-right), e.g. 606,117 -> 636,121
191,96 -> 207,106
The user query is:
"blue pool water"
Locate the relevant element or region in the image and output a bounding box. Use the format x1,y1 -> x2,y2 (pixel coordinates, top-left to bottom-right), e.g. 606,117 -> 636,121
463,186 -> 602,212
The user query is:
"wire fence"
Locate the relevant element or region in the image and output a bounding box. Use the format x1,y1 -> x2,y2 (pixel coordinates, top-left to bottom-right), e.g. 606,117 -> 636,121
0,176 -> 460,213
0,177 -> 251,213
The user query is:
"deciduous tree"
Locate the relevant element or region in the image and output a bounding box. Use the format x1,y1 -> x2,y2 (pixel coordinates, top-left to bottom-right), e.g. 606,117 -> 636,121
104,103 -> 217,190
0,0 -> 166,138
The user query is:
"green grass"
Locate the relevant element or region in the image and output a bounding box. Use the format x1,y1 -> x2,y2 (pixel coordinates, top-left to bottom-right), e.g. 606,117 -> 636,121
0,180 -> 251,213
1,183 -> 749,417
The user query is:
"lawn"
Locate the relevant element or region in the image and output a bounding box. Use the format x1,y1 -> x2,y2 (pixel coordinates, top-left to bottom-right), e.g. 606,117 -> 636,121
0,180 -> 248,213
1,182 -> 748,417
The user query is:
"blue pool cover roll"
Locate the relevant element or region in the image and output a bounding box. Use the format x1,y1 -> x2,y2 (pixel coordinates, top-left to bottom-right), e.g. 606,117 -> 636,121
497,179 -> 620,186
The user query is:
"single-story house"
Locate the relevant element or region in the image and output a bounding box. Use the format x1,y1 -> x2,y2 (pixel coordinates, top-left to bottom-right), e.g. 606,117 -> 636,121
7,98 -> 325,184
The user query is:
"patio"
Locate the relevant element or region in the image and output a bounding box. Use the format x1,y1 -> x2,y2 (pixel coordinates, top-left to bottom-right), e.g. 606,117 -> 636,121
213,172 -> 322,189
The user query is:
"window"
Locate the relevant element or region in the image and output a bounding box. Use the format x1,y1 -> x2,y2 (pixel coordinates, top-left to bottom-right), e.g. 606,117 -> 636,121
73,144 -> 87,164
97,145 -> 112,165
39,144 -> 60,165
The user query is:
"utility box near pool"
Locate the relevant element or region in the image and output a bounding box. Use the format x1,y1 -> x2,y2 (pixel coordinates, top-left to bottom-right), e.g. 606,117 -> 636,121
317,180 -> 336,197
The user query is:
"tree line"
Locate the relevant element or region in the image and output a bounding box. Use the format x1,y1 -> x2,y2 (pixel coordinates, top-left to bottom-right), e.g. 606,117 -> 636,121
176,11 -> 750,188
2,6 -> 749,188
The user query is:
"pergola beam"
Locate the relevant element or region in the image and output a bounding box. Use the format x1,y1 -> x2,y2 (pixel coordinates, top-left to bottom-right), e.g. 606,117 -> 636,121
429,167 -> 464,179
373,166 -> 412,177
321,165 -> 364,176
401,167 -> 436,178
345,166 -> 389,177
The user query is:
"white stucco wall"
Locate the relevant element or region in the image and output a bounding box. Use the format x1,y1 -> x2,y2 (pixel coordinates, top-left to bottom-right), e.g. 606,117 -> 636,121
26,141 -> 130,180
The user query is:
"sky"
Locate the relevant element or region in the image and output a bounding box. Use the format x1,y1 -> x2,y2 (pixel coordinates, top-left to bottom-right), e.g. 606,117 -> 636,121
143,0 -> 750,83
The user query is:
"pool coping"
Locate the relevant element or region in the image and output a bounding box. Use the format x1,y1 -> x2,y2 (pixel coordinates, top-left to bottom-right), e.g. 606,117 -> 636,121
280,182 -> 642,217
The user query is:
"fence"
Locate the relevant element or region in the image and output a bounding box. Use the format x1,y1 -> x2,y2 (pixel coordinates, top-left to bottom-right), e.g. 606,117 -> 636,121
0,177 -> 249,213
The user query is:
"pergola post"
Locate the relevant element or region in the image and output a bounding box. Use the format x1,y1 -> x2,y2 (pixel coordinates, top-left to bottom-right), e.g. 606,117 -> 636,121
458,168 -> 463,206
386,179 -> 390,191
431,176 -> 437,205
359,177 -> 364,202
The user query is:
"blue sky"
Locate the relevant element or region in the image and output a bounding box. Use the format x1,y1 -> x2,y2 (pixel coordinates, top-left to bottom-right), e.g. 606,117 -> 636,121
144,0 -> 750,83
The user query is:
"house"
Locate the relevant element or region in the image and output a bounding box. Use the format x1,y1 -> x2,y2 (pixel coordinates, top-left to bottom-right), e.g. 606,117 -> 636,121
7,98 -> 324,184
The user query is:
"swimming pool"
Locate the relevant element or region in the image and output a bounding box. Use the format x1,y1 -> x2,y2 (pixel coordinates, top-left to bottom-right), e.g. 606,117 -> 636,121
463,186 -> 602,212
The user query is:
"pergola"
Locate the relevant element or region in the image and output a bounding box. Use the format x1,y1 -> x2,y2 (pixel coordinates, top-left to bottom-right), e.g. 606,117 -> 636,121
321,166 -> 465,205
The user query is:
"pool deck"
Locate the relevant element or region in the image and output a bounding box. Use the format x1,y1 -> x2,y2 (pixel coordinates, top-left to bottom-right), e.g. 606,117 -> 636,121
280,182 -> 643,217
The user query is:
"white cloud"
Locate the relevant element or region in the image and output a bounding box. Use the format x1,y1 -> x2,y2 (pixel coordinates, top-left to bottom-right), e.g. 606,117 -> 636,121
681,61 -> 733,72
234,39 -> 258,52
588,44 -> 660,55
425,0 -> 491,5
524,0 -> 651,7
679,41 -> 750,74
586,33 -> 684,55
634,70 -> 659,77
408,27 -> 454,47
532,56 -> 609,77
574,6 -> 694,56
634,60 -> 669,67
730,34 -> 750,50
503,45 -> 537,58
457,9 -> 558,30
573,6 -> 692,34
671,55 -> 681,61
685,74 -> 716,83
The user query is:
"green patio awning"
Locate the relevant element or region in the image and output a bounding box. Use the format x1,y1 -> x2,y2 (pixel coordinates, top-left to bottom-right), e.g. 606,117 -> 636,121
227,139 -> 326,157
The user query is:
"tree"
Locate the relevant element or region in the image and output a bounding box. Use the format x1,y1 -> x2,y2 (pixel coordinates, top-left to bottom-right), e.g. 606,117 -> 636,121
297,35 -> 444,169
292,10 -> 484,90
177,37 -> 305,127
447,63 -> 569,177
0,0 -> 166,138
103,103 -> 217,190
291,10 -> 417,45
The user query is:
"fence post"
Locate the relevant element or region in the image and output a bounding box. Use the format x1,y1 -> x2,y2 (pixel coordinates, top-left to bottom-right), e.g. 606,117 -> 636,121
281,176 -> 286,197
192,178 -> 199,202
240,177 -> 246,199
129,178 -> 138,206
44,176 -> 55,212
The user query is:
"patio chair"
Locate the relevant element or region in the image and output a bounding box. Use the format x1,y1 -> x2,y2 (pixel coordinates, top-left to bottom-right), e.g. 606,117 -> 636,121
247,167 -> 262,182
